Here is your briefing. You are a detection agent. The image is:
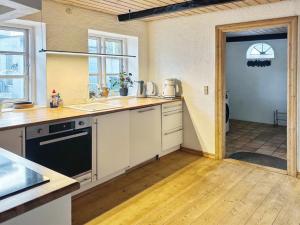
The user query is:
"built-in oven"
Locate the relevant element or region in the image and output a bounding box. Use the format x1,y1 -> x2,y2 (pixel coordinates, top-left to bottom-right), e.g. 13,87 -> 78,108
25,117 -> 93,184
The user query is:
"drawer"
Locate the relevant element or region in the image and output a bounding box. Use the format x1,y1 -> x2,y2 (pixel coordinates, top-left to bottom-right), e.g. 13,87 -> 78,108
162,110 -> 182,131
162,128 -> 183,151
162,101 -> 182,113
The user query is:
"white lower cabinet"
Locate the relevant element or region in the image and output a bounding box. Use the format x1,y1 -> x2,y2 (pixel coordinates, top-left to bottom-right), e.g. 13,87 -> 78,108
130,105 -> 162,167
95,111 -> 130,180
0,128 -> 24,156
162,101 -> 183,155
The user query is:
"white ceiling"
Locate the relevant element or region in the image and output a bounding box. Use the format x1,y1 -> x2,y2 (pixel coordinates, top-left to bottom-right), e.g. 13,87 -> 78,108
0,4 -> 14,15
227,27 -> 287,37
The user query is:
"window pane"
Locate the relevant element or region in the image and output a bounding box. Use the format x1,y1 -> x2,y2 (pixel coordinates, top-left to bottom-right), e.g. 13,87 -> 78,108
88,39 -> 98,53
0,78 -> 24,99
105,40 -> 122,54
0,54 -> 24,75
246,43 -> 275,59
106,58 -> 121,75
89,75 -> 98,85
89,75 -> 99,95
88,57 -> 98,74
107,75 -> 119,91
0,29 -> 25,52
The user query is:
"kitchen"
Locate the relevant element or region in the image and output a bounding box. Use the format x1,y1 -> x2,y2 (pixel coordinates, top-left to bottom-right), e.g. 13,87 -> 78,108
1,0 -> 300,225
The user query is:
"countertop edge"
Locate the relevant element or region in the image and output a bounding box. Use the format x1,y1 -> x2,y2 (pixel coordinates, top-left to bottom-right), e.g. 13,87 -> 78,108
0,98 -> 182,131
0,182 -> 79,223
0,148 -> 80,223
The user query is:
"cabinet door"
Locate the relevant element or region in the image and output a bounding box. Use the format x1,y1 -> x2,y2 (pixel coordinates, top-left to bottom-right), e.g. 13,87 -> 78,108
130,105 -> 161,167
0,128 -> 24,156
96,111 -> 130,180
162,128 -> 183,151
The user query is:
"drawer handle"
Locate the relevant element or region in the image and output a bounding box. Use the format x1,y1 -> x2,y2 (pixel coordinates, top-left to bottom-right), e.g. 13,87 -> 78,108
39,132 -> 88,146
164,111 -> 183,117
163,104 -> 182,109
138,108 -> 155,113
164,128 -> 183,136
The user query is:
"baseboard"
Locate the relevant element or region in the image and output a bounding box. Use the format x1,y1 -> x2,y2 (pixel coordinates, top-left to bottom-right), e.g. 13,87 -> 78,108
160,145 -> 181,157
180,148 -> 215,159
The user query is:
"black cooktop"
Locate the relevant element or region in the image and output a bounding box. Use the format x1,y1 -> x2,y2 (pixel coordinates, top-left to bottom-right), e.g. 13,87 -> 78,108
0,154 -> 50,200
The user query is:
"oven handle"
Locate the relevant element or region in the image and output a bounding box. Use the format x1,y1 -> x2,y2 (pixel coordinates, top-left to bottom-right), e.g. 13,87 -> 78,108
39,131 -> 89,146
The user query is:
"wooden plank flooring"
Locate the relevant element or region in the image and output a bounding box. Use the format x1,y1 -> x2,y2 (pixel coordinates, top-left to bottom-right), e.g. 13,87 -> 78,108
72,150 -> 300,225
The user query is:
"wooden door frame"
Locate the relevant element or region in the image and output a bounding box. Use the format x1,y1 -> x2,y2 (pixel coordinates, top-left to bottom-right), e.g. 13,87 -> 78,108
215,16 -> 298,176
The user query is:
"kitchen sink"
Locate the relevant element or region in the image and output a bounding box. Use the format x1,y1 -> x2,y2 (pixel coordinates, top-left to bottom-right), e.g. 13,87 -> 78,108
66,102 -> 122,112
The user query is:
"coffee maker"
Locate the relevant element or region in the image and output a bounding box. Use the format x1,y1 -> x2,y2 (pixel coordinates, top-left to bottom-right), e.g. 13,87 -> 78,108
162,79 -> 180,98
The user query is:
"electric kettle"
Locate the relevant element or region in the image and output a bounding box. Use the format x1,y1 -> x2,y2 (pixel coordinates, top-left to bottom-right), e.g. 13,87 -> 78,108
136,80 -> 146,98
146,81 -> 156,96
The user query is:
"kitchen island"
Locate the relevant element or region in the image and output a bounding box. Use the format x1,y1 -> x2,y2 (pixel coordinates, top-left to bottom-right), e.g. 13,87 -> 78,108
0,148 -> 79,225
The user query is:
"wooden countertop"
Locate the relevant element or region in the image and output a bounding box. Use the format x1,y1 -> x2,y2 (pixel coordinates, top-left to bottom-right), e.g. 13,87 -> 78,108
0,97 -> 181,131
0,148 -> 79,223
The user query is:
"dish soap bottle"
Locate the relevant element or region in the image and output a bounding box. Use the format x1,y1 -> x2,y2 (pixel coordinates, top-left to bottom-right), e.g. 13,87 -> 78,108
50,89 -> 58,108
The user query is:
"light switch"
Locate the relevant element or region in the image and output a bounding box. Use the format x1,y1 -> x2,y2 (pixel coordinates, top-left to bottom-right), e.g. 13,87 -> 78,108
204,86 -> 209,95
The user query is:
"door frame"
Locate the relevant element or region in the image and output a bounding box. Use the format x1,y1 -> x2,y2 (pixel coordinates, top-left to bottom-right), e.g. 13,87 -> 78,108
215,16 -> 298,176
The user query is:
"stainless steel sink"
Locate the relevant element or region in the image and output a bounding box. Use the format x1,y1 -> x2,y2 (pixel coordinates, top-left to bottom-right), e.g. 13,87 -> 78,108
65,102 -> 122,112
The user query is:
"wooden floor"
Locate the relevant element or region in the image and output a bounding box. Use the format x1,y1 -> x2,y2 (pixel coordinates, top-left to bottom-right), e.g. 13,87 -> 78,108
72,150 -> 300,225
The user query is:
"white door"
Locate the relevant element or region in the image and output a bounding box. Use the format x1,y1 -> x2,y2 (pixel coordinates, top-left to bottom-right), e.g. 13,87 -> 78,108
96,111 -> 130,180
130,105 -> 161,167
0,128 -> 24,156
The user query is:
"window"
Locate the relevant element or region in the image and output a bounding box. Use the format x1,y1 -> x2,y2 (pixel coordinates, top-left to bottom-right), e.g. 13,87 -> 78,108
246,43 -> 275,59
88,36 -> 127,95
0,26 -> 29,101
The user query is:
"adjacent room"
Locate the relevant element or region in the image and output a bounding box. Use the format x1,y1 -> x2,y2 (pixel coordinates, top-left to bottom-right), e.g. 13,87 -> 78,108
225,27 -> 288,170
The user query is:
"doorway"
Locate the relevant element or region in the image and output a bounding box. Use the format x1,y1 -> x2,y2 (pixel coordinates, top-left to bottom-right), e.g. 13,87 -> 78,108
215,17 -> 298,176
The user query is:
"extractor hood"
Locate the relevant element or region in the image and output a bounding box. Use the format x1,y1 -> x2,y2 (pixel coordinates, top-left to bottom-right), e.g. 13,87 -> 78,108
0,0 -> 41,22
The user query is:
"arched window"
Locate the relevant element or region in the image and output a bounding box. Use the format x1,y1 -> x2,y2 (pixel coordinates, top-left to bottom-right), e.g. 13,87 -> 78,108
246,43 -> 275,59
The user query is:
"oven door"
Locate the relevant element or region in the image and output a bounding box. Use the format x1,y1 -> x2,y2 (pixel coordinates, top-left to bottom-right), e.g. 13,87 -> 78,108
26,127 -> 92,177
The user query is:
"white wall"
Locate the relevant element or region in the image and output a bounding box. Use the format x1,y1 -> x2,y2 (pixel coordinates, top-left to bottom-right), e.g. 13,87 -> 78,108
22,0 -> 148,105
182,101 -> 201,151
148,0 -> 300,155
226,39 -> 287,124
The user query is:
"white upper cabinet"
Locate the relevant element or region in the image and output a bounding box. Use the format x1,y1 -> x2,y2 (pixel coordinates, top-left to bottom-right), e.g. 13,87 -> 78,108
95,111 -> 130,180
130,105 -> 161,167
0,128 -> 24,156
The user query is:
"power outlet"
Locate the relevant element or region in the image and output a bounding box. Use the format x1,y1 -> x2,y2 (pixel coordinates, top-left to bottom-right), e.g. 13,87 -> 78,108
204,86 -> 209,95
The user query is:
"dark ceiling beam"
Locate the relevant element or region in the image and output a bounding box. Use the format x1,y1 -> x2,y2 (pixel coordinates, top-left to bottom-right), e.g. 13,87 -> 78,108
226,33 -> 287,42
118,0 -> 241,21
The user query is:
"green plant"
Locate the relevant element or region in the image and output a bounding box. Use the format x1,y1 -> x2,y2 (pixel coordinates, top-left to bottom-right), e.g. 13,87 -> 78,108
110,72 -> 133,89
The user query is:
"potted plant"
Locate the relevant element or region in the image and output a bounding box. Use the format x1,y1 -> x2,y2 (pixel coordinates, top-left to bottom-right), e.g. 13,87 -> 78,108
110,72 -> 133,96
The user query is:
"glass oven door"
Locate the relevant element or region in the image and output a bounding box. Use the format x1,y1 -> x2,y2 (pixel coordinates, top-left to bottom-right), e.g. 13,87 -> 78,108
26,127 -> 92,177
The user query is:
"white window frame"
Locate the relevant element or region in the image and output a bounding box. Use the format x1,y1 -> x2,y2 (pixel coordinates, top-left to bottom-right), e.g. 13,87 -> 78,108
246,42 -> 275,60
0,24 -> 35,102
88,35 -> 128,94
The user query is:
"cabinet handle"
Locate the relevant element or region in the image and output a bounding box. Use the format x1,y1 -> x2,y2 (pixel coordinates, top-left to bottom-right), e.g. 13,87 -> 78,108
138,108 -> 155,113
39,132 -> 88,146
163,104 -> 182,109
164,128 -> 183,136
163,111 -> 183,117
